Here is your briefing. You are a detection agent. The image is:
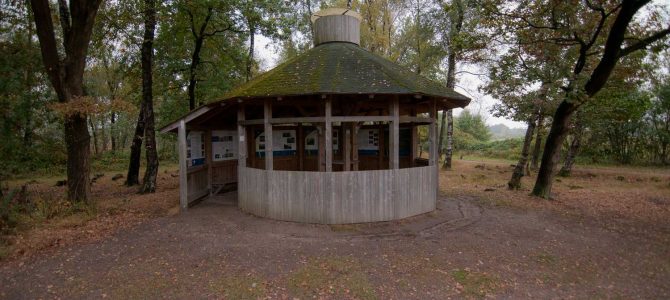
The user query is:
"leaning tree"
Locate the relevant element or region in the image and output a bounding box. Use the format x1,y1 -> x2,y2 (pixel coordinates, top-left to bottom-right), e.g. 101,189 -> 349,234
30,0 -> 104,204
484,0 -> 669,198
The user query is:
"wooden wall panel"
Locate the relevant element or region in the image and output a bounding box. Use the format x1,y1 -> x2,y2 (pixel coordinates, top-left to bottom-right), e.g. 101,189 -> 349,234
212,160 -> 238,185
237,165 -> 437,224
187,167 -> 209,203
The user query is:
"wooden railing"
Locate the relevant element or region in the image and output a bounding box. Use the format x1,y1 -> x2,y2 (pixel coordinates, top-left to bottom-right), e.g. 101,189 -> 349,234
186,165 -> 208,203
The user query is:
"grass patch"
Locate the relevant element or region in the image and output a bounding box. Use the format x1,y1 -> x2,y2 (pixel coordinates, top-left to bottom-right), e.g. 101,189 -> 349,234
288,256 -> 376,300
451,268 -> 498,298
209,275 -> 267,299
535,252 -> 559,266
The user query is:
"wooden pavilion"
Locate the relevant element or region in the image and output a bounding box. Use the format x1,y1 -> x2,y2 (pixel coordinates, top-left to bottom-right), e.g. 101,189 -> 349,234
160,8 -> 470,224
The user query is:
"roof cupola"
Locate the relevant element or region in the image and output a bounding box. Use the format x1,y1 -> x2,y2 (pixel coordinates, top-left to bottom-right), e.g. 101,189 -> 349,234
311,8 -> 362,46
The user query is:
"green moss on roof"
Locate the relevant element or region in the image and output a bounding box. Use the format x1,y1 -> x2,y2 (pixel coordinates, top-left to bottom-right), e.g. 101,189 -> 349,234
220,42 -> 469,105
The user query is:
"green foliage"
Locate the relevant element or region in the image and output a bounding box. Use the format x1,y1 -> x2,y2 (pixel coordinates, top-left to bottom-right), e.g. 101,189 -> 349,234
455,110 -> 491,143
575,53 -> 669,165
450,110 -> 523,160
3,0 -> 668,183
1,0 -> 293,180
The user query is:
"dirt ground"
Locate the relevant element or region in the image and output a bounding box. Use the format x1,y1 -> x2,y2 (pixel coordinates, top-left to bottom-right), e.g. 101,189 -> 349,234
1,160 -> 669,299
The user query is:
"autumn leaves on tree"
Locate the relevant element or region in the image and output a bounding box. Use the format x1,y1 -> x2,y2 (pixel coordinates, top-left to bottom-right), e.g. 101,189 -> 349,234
18,0 -> 670,205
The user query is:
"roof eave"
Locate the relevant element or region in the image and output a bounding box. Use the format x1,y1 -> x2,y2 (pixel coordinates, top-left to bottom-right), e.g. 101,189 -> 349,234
159,106 -> 212,134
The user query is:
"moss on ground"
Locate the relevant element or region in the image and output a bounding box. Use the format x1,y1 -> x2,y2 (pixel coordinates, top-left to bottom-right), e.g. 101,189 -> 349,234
451,268 -> 498,299
288,256 -> 376,300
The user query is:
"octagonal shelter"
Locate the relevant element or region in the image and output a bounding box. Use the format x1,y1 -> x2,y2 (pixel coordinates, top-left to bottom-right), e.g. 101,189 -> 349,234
160,8 -> 470,224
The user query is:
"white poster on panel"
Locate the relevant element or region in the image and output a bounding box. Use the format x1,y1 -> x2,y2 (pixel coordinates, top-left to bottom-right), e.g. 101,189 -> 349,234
255,130 -> 297,152
357,128 -> 379,150
187,131 -> 205,167
304,129 -> 339,151
212,130 -> 237,161
304,130 -> 318,151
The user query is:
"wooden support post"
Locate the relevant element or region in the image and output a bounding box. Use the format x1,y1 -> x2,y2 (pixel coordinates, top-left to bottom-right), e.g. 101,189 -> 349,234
429,99 -> 438,198
390,97 -> 399,169
410,109 -> 418,167
429,99 -> 437,166
264,99 -> 273,170
247,126 -> 255,168
318,126 -> 325,171
325,96 -> 333,172
297,123 -> 304,171
238,104 -> 247,170
177,120 -> 188,211
205,130 -> 212,196
344,126 -> 351,171
378,122 -> 384,169
352,123 -> 359,171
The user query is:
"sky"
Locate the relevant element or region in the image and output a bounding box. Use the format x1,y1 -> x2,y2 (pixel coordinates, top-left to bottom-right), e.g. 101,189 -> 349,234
251,0 -> 670,130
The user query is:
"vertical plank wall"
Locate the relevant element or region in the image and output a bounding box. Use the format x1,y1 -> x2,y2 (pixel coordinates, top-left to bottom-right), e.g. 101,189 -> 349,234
187,167 -> 209,203
238,166 -> 437,224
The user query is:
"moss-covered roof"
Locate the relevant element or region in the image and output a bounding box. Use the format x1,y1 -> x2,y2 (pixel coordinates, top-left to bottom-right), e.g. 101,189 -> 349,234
219,42 -> 470,105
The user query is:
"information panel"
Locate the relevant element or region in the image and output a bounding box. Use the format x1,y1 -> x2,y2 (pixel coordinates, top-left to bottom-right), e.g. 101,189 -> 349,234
187,131 -> 205,167
212,130 -> 237,161
304,129 -> 339,151
256,130 -> 297,155
357,129 -> 379,150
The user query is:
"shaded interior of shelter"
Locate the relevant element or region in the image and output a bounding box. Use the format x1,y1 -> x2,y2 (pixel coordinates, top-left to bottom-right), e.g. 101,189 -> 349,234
182,94 -> 455,195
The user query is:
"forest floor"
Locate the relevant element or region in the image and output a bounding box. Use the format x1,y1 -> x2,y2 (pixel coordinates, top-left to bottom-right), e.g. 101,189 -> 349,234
1,160 -> 669,299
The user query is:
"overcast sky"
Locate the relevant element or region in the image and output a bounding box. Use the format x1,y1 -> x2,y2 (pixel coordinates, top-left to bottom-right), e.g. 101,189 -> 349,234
251,0 -> 670,130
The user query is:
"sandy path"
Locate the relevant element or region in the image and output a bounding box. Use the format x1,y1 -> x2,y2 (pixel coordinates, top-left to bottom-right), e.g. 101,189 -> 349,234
1,196 -> 668,299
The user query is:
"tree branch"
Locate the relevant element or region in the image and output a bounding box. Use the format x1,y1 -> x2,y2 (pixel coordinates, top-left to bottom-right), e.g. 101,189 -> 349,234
618,27 -> 670,58
30,0 -> 65,102
584,0 -> 652,96
198,7 -> 214,38
58,0 -> 71,48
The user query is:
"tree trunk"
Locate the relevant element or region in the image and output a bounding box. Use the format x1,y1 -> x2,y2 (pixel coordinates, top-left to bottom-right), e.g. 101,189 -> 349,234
100,117 -> 108,152
186,7 -> 213,110
187,37 -> 202,110
110,111 -> 117,152
415,0 -> 421,75
438,110 -> 446,158
23,8 -> 35,150
65,114 -> 92,202
30,0 -> 102,204
531,0 -> 662,198
89,117 -> 99,155
444,110 -> 454,169
139,0 -> 158,194
509,114 -> 537,190
558,120 -> 583,177
126,103 -> 146,186
530,113 -> 544,170
532,100 -> 576,198
442,0 -> 462,170
246,24 -> 255,82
